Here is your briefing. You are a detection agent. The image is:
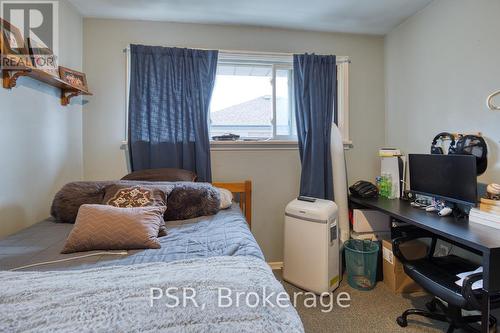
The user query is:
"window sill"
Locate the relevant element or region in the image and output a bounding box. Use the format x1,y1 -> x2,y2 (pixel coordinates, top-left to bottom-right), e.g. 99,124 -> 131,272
210,140 -> 299,151
210,140 -> 353,151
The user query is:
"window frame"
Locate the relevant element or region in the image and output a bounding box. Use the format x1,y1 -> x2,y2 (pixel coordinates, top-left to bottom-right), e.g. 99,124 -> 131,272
211,52 -> 296,141
211,52 -> 350,145
336,61 -> 351,146
272,65 -> 296,140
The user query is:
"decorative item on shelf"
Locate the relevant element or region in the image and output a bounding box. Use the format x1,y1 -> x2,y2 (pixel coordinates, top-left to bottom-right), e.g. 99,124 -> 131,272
0,19 -> 92,106
1,18 -> 32,89
27,37 -> 59,78
0,18 -> 32,69
57,66 -> 91,105
58,66 -> 88,92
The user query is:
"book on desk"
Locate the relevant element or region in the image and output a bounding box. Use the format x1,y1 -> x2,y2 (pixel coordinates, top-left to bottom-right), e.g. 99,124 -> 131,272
470,206 -> 500,229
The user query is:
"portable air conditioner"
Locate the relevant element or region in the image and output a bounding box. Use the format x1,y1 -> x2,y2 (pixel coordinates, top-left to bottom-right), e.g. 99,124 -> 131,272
283,198 -> 340,294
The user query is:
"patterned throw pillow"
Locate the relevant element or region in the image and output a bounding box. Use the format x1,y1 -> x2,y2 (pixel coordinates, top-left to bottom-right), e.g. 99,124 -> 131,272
107,186 -> 158,207
103,184 -> 173,237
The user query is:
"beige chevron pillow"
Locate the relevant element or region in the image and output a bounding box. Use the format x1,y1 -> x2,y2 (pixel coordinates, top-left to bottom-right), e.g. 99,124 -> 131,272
61,204 -> 165,254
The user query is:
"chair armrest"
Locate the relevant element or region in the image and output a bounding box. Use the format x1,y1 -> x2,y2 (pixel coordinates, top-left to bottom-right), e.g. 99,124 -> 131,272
392,230 -> 435,264
461,272 -> 483,309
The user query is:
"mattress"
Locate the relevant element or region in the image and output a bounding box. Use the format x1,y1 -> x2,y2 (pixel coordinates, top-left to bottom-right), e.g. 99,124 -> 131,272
0,205 -> 264,271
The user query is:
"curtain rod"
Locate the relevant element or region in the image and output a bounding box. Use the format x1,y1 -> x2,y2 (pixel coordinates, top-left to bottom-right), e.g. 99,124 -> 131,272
122,47 -> 351,63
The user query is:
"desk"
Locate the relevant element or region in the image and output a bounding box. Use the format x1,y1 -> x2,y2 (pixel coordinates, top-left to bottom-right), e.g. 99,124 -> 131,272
350,196 -> 500,333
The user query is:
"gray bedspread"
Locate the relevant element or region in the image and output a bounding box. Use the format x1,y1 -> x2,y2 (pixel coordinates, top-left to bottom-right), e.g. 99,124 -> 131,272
0,256 -> 304,333
0,205 -> 264,271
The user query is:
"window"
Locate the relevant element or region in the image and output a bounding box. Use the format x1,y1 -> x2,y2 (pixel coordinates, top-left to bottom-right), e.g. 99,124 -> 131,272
209,52 -> 296,140
209,52 -> 350,144
124,48 -> 350,145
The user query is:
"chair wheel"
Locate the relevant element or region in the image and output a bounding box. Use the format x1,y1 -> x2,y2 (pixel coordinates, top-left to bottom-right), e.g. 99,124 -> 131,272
426,300 -> 437,312
397,316 -> 408,327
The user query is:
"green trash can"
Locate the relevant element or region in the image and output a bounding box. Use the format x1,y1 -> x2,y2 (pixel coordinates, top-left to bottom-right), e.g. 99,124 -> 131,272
344,239 -> 380,291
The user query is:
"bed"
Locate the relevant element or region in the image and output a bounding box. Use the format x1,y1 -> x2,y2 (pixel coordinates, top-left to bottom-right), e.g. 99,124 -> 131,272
0,204 -> 261,271
0,180 -> 304,332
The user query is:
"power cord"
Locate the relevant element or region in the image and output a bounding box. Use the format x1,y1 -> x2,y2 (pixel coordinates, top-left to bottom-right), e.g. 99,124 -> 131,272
9,251 -> 128,271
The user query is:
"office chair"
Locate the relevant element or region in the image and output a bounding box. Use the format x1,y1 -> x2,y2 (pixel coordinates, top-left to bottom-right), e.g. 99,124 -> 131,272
393,231 -> 500,333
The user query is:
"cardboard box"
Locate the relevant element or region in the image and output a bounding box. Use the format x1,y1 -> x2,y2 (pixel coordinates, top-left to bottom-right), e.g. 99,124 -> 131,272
382,239 -> 428,293
353,209 -> 391,233
351,231 -> 391,242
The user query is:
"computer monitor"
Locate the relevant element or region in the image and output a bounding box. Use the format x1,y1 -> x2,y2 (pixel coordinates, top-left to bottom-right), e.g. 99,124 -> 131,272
408,154 -> 477,206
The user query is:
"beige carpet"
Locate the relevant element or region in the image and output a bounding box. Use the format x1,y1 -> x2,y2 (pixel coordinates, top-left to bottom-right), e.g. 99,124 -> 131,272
274,270 -> 498,333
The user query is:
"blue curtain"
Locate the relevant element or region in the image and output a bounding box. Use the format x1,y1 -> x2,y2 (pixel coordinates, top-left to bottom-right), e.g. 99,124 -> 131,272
293,53 -> 337,200
128,45 -> 218,182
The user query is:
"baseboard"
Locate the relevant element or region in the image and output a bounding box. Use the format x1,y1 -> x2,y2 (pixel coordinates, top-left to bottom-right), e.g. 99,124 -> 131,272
267,261 -> 283,270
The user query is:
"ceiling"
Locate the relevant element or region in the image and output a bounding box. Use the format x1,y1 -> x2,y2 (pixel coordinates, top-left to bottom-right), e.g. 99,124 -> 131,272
68,0 -> 433,35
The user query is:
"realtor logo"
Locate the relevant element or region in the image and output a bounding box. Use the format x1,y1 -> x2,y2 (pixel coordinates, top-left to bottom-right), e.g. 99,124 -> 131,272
1,1 -> 58,70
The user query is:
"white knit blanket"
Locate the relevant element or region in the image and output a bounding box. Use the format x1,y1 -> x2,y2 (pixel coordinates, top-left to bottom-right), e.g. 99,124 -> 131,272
0,256 -> 303,333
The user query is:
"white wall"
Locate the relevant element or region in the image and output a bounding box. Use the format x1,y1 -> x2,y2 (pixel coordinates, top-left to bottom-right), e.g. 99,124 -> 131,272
0,0 -> 83,238
82,19 -> 385,261
210,148 -> 301,262
386,0 -> 500,184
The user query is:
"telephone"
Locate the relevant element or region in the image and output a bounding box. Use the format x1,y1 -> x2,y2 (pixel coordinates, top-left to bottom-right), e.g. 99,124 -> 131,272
349,181 -> 379,198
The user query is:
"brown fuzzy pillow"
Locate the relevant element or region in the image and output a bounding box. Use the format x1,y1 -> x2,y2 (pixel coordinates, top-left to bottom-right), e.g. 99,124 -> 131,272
164,182 -> 220,221
62,205 -> 164,254
50,181 -> 114,223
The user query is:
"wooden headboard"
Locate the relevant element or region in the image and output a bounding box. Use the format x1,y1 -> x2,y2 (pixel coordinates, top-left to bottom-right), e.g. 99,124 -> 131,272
213,180 -> 252,228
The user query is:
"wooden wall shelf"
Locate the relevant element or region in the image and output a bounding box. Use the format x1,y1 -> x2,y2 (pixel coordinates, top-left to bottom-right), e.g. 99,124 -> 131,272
2,67 -> 92,106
